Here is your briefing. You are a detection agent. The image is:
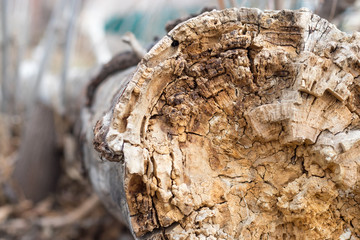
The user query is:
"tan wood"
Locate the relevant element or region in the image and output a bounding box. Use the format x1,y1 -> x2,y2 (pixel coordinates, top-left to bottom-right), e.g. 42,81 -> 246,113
85,8 -> 360,239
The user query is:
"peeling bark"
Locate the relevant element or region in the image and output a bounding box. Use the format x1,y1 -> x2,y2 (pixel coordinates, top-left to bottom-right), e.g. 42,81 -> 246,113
85,8 -> 360,239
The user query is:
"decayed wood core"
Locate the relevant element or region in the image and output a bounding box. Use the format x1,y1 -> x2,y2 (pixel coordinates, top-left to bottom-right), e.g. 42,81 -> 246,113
92,8 -> 360,239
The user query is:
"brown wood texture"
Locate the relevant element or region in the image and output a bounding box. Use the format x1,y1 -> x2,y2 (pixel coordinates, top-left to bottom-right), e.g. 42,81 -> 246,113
84,8 -> 360,239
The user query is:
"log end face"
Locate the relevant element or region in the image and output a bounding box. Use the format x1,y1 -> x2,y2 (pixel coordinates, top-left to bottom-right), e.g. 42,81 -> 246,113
91,7 -> 360,239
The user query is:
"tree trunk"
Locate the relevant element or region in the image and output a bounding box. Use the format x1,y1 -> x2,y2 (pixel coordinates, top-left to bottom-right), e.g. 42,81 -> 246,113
13,102 -> 60,202
83,8 -> 360,239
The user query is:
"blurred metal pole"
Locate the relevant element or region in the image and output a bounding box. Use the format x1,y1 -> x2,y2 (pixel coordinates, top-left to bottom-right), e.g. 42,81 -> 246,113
13,0 -> 30,113
1,0 -> 9,112
30,0 -> 66,109
60,0 -> 82,115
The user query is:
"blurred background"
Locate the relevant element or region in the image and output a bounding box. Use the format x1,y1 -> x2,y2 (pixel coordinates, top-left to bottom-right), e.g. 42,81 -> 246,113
0,0 -> 359,239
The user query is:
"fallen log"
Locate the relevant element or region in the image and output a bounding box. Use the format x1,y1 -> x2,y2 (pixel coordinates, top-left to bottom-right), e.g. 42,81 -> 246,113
83,8 -> 360,239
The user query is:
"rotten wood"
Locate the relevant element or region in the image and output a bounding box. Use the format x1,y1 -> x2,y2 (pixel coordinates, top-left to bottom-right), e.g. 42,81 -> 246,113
84,8 -> 360,239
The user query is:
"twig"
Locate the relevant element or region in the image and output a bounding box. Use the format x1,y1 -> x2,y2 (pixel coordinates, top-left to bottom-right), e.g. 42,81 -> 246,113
38,194 -> 99,228
122,32 -> 147,59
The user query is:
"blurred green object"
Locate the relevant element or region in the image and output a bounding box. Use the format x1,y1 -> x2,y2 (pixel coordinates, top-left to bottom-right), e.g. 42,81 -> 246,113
104,7 -> 199,43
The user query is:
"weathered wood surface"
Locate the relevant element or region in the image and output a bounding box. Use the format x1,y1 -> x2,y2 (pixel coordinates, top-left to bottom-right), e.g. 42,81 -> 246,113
84,8 -> 360,239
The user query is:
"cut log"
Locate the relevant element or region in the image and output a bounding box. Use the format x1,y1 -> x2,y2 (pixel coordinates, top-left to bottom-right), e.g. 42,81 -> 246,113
83,8 -> 360,239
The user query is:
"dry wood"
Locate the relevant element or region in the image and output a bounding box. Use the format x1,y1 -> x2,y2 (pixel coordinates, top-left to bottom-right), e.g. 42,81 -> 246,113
84,8 -> 360,239
38,194 -> 99,228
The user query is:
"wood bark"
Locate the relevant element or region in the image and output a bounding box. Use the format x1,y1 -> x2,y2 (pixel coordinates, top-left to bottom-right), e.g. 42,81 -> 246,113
83,8 -> 360,239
